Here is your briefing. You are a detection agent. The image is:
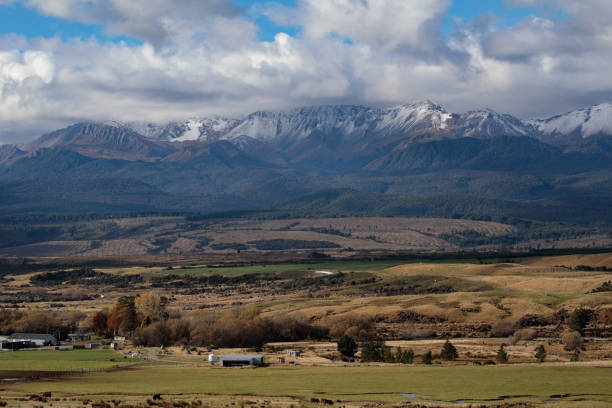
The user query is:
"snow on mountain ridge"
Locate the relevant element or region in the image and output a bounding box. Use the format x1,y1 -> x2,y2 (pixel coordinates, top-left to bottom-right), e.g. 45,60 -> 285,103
532,102 -> 612,138
126,101 -> 612,147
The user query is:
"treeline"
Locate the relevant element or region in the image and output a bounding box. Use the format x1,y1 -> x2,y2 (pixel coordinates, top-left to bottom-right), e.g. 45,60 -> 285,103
0,308 -> 86,340
31,268 -> 143,288
89,293 -> 330,348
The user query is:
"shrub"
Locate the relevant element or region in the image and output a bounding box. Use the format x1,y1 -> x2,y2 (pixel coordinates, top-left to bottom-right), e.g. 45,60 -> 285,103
491,320 -> 516,337
506,328 -> 537,345
440,340 -> 458,361
535,344 -> 546,363
570,350 -> 580,362
329,314 -> 375,342
561,331 -> 583,351
422,351 -> 433,365
337,334 -> 357,357
401,326 -> 434,340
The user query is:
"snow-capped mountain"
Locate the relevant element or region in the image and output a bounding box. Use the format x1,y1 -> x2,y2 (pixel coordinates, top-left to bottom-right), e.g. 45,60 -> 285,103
531,102 -> 612,142
133,101 -> 535,148
458,109 -> 536,139
128,118 -> 241,142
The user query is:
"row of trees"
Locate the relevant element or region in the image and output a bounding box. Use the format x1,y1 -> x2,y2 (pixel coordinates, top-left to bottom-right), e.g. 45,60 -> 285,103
338,336 -> 562,365
90,292 -> 329,347
338,337 -> 458,364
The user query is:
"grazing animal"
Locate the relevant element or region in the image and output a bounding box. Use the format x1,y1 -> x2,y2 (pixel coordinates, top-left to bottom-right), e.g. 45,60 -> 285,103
310,398 -> 320,403
322,399 -> 334,405
152,394 -> 162,400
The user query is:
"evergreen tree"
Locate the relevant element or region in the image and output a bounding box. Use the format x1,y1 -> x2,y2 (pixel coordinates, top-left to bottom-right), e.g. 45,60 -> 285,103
360,341 -> 382,362
382,347 -> 394,363
422,351 -> 433,365
337,334 -> 357,357
440,340 -> 458,361
535,344 -> 547,363
396,348 -> 414,364
496,345 -> 508,363
569,308 -> 592,334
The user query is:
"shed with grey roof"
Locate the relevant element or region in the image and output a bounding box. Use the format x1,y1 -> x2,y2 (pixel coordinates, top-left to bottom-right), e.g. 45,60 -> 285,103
219,354 -> 264,367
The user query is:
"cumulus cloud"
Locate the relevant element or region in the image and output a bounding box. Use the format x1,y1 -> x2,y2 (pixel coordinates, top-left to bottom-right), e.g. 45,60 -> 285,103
0,0 -> 612,143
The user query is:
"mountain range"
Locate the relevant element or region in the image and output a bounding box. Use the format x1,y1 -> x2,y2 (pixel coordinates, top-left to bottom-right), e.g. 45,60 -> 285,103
0,101 -> 611,223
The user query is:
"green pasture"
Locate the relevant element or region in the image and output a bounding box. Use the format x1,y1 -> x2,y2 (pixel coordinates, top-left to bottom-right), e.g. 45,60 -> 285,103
8,364 -> 612,404
0,349 -> 139,371
167,260 -> 408,277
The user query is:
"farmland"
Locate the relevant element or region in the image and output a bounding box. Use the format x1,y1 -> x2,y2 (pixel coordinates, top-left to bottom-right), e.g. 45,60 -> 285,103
0,349 -> 140,371
0,250 -> 611,407
3,363 -> 612,406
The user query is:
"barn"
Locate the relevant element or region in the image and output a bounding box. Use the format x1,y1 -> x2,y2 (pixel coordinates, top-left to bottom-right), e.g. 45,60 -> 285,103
9,333 -> 58,346
219,354 -> 264,367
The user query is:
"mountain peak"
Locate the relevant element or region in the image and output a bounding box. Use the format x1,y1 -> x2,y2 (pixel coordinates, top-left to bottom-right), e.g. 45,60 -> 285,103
533,101 -> 612,142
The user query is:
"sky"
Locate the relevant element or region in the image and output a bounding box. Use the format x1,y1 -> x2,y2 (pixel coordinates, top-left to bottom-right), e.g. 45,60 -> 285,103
0,0 -> 611,143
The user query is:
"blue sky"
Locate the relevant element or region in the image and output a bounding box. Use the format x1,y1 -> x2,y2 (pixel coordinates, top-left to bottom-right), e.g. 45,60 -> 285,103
0,0 -> 549,43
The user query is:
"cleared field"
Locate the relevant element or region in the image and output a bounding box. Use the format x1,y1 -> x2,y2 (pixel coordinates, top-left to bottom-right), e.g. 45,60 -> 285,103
0,350 -> 138,371
7,364 -> 612,405
167,260 -> 409,277
0,216 -> 526,257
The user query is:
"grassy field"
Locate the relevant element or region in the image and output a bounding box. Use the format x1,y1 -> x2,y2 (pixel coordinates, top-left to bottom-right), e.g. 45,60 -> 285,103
167,260 -> 409,277
7,364 -> 612,405
0,349 -> 138,371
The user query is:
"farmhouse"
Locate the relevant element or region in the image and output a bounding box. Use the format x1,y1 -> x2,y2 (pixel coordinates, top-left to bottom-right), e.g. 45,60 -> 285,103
9,333 -> 58,346
219,354 -> 264,367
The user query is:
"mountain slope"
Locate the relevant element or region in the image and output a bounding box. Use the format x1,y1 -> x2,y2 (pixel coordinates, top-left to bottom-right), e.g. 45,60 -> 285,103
24,123 -> 176,162
532,102 -> 612,143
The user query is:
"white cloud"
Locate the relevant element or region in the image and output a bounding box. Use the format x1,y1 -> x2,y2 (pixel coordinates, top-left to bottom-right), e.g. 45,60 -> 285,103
1,0 -> 612,143
291,0 -> 449,52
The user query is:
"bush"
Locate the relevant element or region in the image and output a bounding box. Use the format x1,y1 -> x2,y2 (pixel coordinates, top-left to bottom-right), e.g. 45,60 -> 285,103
535,344 -> 546,363
401,326 -> 435,340
328,314 -> 375,342
506,328 -> 537,345
422,351 -> 433,365
440,340 -> 458,361
337,334 -> 357,357
561,331 -> 583,351
491,320 -> 516,337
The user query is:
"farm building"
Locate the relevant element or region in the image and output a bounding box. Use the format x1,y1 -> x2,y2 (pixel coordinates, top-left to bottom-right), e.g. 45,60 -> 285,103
1,340 -> 34,350
219,354 -> 264,367
287,350 -> 301,357
68,332 -> 90,342
9,333 -> 58,346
